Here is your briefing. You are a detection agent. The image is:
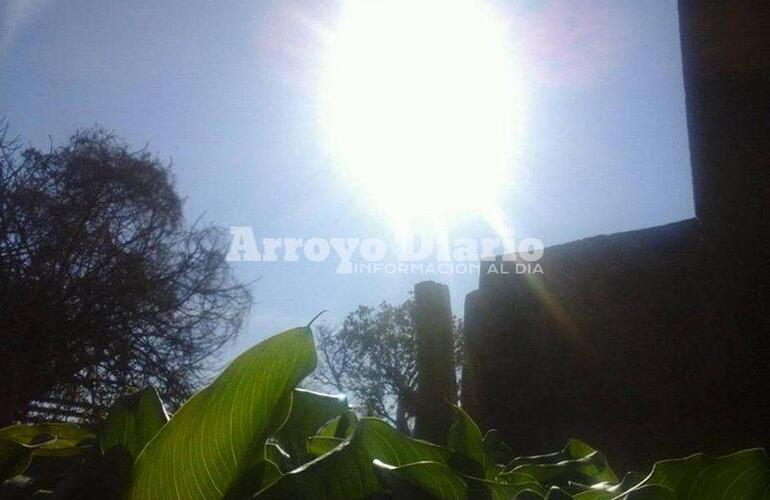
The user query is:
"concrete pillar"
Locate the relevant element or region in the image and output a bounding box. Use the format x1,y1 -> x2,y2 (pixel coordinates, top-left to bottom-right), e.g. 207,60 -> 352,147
413,280 -> 457,444
459,290 -> 485,424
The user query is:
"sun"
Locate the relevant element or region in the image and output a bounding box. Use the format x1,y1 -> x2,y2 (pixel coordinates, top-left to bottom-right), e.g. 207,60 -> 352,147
320,0 -> 521,233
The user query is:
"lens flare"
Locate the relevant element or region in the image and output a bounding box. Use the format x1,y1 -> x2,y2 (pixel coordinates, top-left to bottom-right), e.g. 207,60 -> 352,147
321,0 -> 521,233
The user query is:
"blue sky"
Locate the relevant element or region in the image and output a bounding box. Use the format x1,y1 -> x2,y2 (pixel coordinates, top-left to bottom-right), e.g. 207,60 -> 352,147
1,0 -> 693,361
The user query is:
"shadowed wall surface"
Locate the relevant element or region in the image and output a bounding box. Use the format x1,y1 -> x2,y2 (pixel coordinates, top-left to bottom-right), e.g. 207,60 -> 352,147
463,220 -> 768,471
461,0 -> 770,471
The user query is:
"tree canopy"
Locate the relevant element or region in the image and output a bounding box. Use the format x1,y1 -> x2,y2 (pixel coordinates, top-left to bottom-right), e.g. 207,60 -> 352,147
0,123 -> 251,424
309,299 -> 462,433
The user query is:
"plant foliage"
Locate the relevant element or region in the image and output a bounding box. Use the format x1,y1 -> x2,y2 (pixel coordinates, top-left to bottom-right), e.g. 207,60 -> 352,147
1,326 -> 768,499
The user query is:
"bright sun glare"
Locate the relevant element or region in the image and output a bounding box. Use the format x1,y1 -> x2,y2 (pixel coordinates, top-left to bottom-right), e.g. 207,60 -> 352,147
322,0 -> 520,234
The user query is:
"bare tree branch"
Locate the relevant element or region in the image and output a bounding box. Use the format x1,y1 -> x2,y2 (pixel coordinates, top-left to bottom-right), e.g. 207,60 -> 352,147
0,126 -> 252,424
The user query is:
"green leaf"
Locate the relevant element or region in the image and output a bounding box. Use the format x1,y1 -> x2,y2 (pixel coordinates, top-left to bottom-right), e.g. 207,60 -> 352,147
265,442 -> 292,471
304,413 -> 357,457
544,486 -> 574,499
100,387 -> 169,460
507,451 -> 616,490
0,438 -> 30,480
626,448 -> 770,499
273,389 -> 347,462
126,326 -> 317,500
494,470 -> 546,496
0,423 -> 95,466
622,484 -> 678,500
507,439 -> 599,470
303,412 -> 358,459
573,472 -> 647,499
223,459 -> 282,500
0,423 -> 95,453
306,436 -> 345,458
447,406 -> 484,477
483,430 -> 514,466
255,417 -> 450,499
504,440 -> 617,490
573,490 -> 612,500
316,411 -> 358,439
373,459 -> 545,500
467,475 -> 546,499
615,472 -> 648,492
374,459 -> 468,499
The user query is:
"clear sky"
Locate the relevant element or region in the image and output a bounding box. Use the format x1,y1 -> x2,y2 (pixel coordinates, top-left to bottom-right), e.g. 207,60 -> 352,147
1,0 -> 693,362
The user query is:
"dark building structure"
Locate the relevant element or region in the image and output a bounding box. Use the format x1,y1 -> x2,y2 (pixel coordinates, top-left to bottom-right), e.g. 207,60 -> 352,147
461,0 -> 770,471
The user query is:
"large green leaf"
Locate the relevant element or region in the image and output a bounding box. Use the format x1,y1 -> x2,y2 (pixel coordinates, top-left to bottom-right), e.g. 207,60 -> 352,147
373,459 -> 467,499
304,411 -> 358,458
483,430 -> 514,467
445,407 -> 529,491
468,476 -> 545,500
306,436 -> 345,458
373,459 -> 544,500
303,411 -> 358,459
255,417 -> 450,499
0,438 -> 30,480
264,442 -> 292,471
0,425 -> 98,499
127,326 -> 316,500
507,440 -> 599,470
316,411 -> 357,439
624,448 -> 770,499
622,484 -> 678,499
100,387 -> 169,460
447,406 -> 484,477
223,459 -> 282,500
0,423 -> 95,454
506,451 -> 616,491
504,439 -> 617,491
273,389 -> 347,462
572,472 -> 647,499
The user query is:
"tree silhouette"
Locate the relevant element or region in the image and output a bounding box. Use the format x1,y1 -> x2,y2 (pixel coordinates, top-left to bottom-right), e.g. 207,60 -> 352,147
0,123 -> 251,424
309,299 -> 462,433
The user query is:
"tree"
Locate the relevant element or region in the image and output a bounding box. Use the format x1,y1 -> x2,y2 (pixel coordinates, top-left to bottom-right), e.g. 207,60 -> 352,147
309,298 -> 462,433
0,123 -> 252,424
